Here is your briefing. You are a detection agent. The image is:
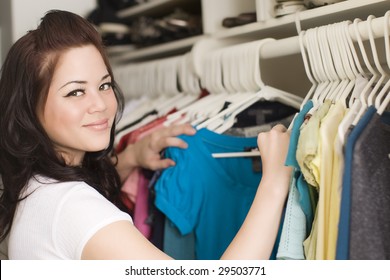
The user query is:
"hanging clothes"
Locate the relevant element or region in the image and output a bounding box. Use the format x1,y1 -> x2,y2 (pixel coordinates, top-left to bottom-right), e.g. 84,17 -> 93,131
336,106 -> 377,259
315,101 -> 346,260
116,115 -> 171,239
276,100 -> 315,260
348,107 -> 390,259
298,100 -> 331,259
154,128 -> 282,260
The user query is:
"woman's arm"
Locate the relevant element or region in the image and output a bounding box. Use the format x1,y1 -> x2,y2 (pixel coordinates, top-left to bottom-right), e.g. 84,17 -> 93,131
81,220 -> 172,260
88,124 -> 291,259
221,124 -> 292,259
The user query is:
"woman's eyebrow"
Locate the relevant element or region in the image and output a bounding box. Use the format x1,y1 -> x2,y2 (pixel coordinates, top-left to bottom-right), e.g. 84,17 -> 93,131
58,74 -> 111,91
58,80 -> 86,91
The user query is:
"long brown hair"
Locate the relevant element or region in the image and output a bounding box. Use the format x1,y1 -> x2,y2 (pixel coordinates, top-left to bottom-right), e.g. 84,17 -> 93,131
0,10 -> 126,242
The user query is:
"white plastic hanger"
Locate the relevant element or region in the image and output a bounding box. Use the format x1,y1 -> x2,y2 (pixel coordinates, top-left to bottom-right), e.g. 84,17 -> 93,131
197,38 -> 302,133
352,16 -> 380,126
320,23 -> 342,103
375,11 -> 390,110
207,39 -> 303,158
173,53 -> 202,109
342,19 -> 369,109
298,30 -> 318,109
164,49 -> 228,126
365,15 -> 388,108
196,39 -> 275,131
305,27 -> 330,114
334,21 -> 359,105
330,22 -> 355,102
337,17 -> 376,146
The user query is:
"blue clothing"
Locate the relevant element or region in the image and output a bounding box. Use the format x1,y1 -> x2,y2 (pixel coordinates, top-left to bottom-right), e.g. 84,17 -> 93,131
154,128 -> 281,260
286,101 -> 315,234
163,218 -> 195,260
277,101 -> 314,259
336,106 -> 376,260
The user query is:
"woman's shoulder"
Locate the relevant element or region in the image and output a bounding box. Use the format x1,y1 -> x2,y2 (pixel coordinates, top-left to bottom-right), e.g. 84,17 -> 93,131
23,175 -> 129,221
25,175 -> 96,197
10,175 -> 132,259
20,175 -> 110,216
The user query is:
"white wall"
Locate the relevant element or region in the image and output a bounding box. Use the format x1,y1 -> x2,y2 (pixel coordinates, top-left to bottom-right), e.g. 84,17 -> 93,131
1,0 -> 96,64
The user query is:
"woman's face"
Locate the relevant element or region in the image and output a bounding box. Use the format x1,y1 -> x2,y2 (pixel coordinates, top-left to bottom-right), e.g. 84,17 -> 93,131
39,45 -> 117,165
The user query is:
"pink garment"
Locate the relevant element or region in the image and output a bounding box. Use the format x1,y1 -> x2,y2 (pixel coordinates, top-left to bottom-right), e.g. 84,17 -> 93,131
118,116 -> 168,239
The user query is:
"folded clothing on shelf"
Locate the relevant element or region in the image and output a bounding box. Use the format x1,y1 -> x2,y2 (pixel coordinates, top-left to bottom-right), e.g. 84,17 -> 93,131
275,1 -> 306,17
130,9 -> 202,47
222,12 -> 257,28
304,0 -> 346,9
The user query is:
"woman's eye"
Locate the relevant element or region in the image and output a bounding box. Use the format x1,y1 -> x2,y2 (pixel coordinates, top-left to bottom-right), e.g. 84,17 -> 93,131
99,82 -> 112,91
65,90 -> 85,97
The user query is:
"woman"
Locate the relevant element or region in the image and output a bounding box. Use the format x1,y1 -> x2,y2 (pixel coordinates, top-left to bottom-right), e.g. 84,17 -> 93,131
0,10 -> 291,259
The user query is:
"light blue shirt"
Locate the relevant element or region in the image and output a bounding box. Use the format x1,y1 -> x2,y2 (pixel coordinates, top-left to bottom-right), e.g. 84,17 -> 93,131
277,101 -> 314,259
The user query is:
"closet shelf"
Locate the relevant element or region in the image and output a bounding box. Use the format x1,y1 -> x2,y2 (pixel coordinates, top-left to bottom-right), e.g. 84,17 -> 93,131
213,0 -> 390,40
110,0 -> 390,63
109,34 -> 206,64
116,0 -> 200,19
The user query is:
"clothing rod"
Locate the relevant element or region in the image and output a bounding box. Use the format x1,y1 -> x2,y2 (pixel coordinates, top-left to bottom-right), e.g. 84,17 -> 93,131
260,14 -> 390,59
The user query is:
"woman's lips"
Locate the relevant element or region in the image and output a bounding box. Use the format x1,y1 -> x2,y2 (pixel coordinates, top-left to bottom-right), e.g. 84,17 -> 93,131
83,119 -> 109,131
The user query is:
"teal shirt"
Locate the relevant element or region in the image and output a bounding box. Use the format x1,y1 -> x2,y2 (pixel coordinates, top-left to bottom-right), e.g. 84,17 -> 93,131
155,128 -> 281,259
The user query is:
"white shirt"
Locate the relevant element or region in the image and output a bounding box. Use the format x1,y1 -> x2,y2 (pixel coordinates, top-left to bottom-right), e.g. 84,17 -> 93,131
8,176 -> 132,259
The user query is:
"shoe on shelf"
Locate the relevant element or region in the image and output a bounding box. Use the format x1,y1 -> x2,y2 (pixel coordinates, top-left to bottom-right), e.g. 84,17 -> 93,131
87,0 -> 132,35
222,12 -> 257,28
304,0 -> 345,9
105,0 -> 137,11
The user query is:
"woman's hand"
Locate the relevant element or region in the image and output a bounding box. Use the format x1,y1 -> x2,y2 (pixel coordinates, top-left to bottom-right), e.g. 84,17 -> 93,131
257,124 -> 292,197
133,123 -> 196,170
115,123 -> 196,181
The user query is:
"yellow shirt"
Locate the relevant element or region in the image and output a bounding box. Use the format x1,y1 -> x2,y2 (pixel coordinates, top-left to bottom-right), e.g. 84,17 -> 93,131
299,100 -> 331,259
296,100 -> 332,189
326,103 -> 346,259
314,102 -> 345,259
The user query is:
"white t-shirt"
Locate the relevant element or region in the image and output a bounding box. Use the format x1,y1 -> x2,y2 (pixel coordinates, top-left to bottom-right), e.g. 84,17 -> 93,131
8,176 -> 132,259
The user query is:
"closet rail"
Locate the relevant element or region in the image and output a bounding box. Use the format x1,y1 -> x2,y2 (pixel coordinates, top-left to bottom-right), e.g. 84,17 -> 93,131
192,14 -> 390,77
260,14 -> 390,59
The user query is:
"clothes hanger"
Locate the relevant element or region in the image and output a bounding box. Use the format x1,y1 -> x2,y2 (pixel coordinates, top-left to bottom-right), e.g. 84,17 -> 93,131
335,21 -> 359,105
377,86 -> 390,115
352,16 -> 380,126
189,47 -> 239,126
196,39 -> 274,131
164,49 -> 226,126
207,39 -> 303,158
172,53 -> 202,110
298,30 -> 318,109
336,17 -> 381,147
202,41 -> 271,132
157,54 -> 203,117
284,28 -> 319,131
212,86 -> 303,135
375,11 -> 390,110
305,27 -> 330,114
325,22 -> 355,104
197,38 -> 302,133
365,15 -> 388,108
343,19 -> 370,108
153,56 -> 183,116
320,23 -> 342,103
336,19 -> 372,146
